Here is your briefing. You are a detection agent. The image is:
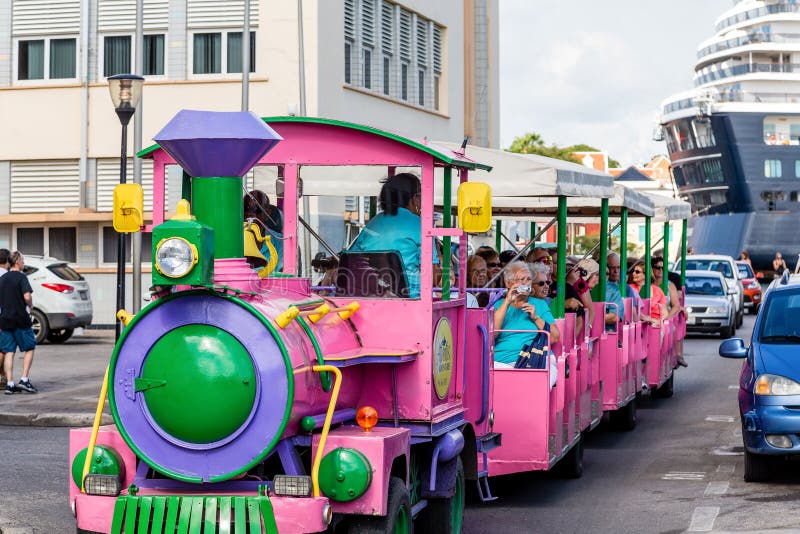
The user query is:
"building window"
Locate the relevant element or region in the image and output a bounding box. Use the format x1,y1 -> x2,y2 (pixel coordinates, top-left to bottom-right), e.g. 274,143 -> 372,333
102,227 -> 152,264
701,159 -> 724,184
193,33 -> 221,74
104,36 -> 132,77
692,119 -> 716,148
363,48 -> 372,89
18,40 -> 44,80
382,56 -> 391,95
401,63 -> 408,100
15,227 -> 76,262
417,69 -> 425,106
796,160 -> 800,178
344,42 -> 352,84
143,35 -> 165,76
765,159 -> 783,178
17,38 -> 77,81
226,32 -> 256,73
434,75 -> 440,111
764,116 -> 800,145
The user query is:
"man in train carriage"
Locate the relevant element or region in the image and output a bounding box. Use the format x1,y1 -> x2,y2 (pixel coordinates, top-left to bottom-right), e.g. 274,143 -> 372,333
604,252 -> 625,329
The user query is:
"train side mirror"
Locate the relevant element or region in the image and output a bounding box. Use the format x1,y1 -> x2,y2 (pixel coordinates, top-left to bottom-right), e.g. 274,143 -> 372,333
457,182 -> 492,233
113,184 -> 144,233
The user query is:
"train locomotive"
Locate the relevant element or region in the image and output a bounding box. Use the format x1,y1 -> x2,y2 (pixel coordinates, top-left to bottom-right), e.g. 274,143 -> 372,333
69,111 -> 496,534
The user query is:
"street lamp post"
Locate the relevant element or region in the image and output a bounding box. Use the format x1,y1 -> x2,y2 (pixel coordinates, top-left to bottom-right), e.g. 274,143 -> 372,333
107,74 -> 144,340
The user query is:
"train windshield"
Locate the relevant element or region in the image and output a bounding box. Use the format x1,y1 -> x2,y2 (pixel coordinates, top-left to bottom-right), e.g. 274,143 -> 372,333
686,276 -> 725,296
758,291 -> 800,343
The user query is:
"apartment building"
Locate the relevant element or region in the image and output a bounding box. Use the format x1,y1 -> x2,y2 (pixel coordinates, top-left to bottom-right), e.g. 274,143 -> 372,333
0,0 -> 499,323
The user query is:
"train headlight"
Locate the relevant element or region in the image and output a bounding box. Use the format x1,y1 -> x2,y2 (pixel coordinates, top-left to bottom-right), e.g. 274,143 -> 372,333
155,237 -> 198,278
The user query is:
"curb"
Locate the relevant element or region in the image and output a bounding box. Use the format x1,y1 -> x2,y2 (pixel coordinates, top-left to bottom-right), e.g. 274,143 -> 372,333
0,412 -> 113,427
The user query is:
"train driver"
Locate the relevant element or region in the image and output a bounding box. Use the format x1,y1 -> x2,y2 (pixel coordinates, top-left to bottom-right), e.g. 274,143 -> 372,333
493,261 -> 560,385
349,173 -> 432,298
244,190 -> 284,271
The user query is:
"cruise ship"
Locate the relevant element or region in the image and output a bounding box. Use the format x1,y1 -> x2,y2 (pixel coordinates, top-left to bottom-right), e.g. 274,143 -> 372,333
658,0 -> 800,270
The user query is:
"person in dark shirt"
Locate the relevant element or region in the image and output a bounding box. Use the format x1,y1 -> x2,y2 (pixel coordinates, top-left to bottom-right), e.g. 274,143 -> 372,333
0,251 -> 38,394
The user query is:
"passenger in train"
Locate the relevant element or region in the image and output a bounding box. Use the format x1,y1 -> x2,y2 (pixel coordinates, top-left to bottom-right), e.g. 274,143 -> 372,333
493,261 -> 560,368
348,173 -> 427,298
628,260 -> 666,327
565,256 -> 595,335
476,246 -> 503,288
499,250 -> 517,270
525,247 -> 551,265
467,254 -> 490,308
603,253 -> 625,328
434,263 -> 478,308
244,190 -> 284,271
494,262 -> 560,387
652,256 -> 687,367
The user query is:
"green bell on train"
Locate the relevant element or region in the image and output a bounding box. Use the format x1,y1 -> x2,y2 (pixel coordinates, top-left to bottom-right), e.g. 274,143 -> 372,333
152,199 -> 214,286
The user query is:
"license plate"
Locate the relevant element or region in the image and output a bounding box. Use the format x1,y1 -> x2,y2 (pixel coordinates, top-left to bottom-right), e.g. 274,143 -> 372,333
79,291 -> 88,301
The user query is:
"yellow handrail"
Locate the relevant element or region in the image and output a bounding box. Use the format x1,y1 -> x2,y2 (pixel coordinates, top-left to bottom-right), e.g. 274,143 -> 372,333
81,365 -> 110,492
310,365 -> 342,497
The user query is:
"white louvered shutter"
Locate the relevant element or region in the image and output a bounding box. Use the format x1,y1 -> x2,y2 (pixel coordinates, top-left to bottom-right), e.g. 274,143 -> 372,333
380,1 -> 393,55
187,0 -> 259,29
344,0 -> 355,42
361,0 -> 375,47
416,18 -> 427,68
11,161 -> 80,213
98,0 -> 169,32
96,159 -> 154,212
433,25 -> 442,74
12,0 -> 80,36
399,9 -> 411,62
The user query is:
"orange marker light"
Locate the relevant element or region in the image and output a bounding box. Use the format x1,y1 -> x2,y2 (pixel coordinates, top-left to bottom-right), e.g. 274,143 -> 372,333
755,376 -> 771,396
356,406 -> 378,432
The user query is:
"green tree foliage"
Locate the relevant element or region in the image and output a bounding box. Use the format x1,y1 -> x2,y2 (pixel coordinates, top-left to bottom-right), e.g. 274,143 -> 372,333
508,133 -> 622,169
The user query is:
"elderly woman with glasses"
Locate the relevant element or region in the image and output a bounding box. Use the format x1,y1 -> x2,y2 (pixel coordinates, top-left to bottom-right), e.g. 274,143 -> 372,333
476,246 -> 503,288
627,259 -> 667,327
494,262 -> 560,373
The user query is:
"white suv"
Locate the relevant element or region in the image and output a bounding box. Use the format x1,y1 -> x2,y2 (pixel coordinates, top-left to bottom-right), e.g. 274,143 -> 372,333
676,254 -> 744,329
21,256 -> 93,344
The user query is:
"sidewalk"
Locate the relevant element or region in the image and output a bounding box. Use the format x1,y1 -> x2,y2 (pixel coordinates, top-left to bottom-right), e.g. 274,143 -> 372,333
0,329 -> 115,427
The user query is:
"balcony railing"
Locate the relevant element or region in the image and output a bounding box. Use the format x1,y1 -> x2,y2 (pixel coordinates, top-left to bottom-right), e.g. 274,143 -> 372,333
663,90 -> 800,115
695,62 -> 800,86
698,32 -> 800,60
716,3 -> 800,33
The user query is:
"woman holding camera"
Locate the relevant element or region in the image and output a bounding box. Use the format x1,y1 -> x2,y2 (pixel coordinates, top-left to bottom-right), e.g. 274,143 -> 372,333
493,262 -> 560,368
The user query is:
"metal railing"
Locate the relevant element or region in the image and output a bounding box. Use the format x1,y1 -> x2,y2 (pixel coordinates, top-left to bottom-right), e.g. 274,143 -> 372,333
698,32 -> 800,59
695,63 -> 800,86
716,3 -> 800,33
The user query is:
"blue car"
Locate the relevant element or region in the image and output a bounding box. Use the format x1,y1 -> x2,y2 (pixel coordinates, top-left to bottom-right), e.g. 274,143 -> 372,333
720,275 -> 800,482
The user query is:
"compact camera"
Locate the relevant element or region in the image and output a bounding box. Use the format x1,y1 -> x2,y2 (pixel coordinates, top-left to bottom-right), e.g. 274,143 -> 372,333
516,284 -> 531,294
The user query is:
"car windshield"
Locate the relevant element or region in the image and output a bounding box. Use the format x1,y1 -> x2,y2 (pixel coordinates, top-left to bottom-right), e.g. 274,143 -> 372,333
685,259 -> 733,278
686,276 -> 725,296
758,291 -> 800,343
48,264 -> 83,281
737,263 -> 754,278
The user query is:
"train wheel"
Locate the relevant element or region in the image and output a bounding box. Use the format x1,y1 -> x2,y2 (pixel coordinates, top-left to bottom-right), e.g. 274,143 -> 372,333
349,477 -> 413,534
743,449 -> 772,483
417,458 -> 464,534
611,398 -> 637,431
558,436 -> 584,479
653,374 -> 674,399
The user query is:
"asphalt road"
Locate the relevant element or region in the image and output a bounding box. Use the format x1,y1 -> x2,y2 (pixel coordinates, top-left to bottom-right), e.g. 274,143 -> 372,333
4,315 -> 800,533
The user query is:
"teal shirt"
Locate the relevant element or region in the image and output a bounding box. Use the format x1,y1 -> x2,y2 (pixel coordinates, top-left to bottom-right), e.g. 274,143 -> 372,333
604,280 -> 624,320
494,297 -> 556,365
349,207 -> 423,298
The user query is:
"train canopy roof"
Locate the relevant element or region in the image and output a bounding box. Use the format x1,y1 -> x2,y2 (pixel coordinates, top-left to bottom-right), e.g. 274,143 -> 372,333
648,193 -> 691,222
436,143 -> 614,200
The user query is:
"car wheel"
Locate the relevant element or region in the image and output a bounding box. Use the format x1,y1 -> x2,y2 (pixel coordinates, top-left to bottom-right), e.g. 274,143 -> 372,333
47,328 -> 74,344
736,309 -> 744,328
744,448 -> 772,483
753,303 -> 760,315
31,309 -> 49,345
721,317 -> 735,338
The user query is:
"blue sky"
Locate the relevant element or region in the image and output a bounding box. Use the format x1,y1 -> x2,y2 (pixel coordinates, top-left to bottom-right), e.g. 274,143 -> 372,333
499,0 -> 731,167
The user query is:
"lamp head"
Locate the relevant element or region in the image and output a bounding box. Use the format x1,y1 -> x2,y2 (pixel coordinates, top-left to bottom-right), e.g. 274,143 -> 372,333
107,74 -> 144,111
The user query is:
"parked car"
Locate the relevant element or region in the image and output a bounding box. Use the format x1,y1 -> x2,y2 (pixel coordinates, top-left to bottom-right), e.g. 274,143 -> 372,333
685,270 -> 736,338
677,254 -> 744,328
720,275 -> 800,481
22,256 -> 92,344
736,260 -> 763,314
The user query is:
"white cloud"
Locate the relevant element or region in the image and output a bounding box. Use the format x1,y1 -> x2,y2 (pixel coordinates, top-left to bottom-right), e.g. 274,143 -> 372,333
499,0 -> 731,166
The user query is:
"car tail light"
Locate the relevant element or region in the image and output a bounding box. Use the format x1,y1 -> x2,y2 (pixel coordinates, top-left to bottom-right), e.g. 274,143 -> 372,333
42,283 -> 74,294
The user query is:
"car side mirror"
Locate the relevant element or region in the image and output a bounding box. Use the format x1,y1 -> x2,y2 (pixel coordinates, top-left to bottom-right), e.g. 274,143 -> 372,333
719,338 -> 747,358
756,272 -> 764,279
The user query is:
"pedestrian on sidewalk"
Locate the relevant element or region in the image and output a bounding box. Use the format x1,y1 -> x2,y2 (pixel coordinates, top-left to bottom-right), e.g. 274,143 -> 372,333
0,248 -> 9,389
0,251 -> 37,395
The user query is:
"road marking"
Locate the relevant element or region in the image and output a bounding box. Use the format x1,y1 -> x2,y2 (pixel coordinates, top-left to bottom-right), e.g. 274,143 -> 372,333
716,464 -> 735,474
705,415 -> 735,422
728,385 -> 739,389
662,471 -> 706,480
687,506 -> 720,532
704,481 -> 729,496
711,445 -> 744,456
